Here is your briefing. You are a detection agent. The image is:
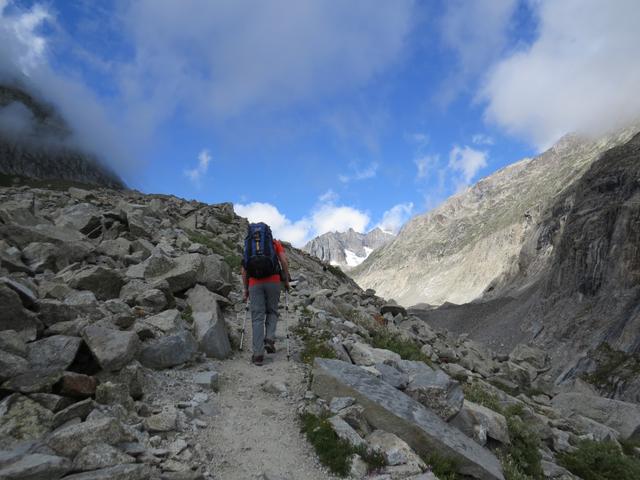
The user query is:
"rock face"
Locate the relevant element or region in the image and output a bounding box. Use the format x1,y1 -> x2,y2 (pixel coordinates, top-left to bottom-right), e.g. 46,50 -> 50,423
352,127 -> 638,307
312,358 -> 504,480
408,131 -> 640,397
304,227 -> 394,270
0,84 -> 124,189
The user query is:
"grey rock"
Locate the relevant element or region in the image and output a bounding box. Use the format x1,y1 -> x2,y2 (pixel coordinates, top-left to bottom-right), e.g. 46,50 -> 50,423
55,203 -> 101,234
29,393 -> 73,413
344,341 -> 401,366
337,404 -> 372,437
0,330 -> 27,357
329,396 -> 356,414
552,392 -> 640,440
401,363 -> 464,421
509,344 -> 548,370
312,358 -> 504,480
47,417 -> 129,457
72,443 -> 135,471
193,371 -> 219,391
192,308 -> 231,359
0,349 -> 29,382
374,363 -> 410,390
136,309 -> 182,338
144,406 -> 178,433
450,400 -> 510,446
0,284 -> 38,340
27,335 -> 81,371
0,242 -> 31,273
69,266 -> 123,301
2,368 -> 63,394
98,238 -> 131,259
59,464 -> 149,480
381,304 -> 407,318
0,395 -> 54,448
327,415 -> 367,449
138,330 -> 197,369
22,242 -> 60,272
198,255 -> 232,294
0,277 -> 38,309
36,299 -> 100,327
0,453 -> 71,480
95,382 -> 132,408
83,325 -> 139,372
136,288 -> 167,313
51,398 -> 95,428
367,429 -> 426,468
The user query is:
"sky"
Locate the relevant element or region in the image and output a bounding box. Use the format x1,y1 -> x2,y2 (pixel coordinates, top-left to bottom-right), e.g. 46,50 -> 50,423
1,0 -> 639,246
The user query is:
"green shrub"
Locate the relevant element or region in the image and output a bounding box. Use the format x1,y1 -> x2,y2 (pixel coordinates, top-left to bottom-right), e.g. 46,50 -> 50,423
462,382 -> 503,413
369,328 -> 431,364
504,408 -> 543,479
326,263 -> 349,281
499,451 -> 535,480
558,440 -> 640,480
291,325 -> 336,364
423,453 -> 461,480
300,413 -> 387,476
181,306 -> 193,324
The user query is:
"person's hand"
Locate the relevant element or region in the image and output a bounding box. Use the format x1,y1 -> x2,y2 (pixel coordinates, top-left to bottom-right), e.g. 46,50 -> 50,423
284,280 -> 290,292
243,289 -> 249,302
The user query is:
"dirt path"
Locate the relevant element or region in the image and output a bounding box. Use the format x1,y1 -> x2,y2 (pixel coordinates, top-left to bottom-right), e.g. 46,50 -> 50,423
203,312 -> 335,480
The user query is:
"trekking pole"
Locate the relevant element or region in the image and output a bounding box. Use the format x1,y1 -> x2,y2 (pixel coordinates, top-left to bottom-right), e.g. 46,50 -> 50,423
239,304 -> 248,351
284,291 -> 291,361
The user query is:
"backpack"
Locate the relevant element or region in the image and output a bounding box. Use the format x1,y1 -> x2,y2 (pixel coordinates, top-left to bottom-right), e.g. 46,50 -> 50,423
243,222 -> 281,278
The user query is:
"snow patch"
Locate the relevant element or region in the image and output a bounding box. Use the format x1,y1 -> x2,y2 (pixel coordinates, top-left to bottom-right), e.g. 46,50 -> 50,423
344,248 -> 373,267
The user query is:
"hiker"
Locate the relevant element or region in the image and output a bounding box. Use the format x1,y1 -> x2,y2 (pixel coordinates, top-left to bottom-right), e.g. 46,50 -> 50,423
241,222 -> 291,366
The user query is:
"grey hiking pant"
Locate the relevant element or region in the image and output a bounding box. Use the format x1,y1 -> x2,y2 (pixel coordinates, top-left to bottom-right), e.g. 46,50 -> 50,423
249,282 -> 281,356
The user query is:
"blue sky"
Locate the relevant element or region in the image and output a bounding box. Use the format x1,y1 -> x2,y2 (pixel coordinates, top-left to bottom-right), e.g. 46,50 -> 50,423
1,0 -> 639,246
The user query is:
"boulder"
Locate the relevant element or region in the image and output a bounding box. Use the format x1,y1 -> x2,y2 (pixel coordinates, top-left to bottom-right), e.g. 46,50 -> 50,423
0,242 -> 30,273
0,330 -> 27,357
73,443 -> 135,471
29,393 -> 73,412
381,304 -> 407,318
509,344 -> 548,370
374,363 -> 410,390
51,398 -> 95,429
55,203 -> 101,234
138,330 -> 197,369
135,309 -> 182,338
82,325 -> 139,371
2,368 -> 63,394
450,400 -> 510,446
0,453 -> 71,480
27,335 -> 81,371
23,242 -> 62,272
0,284 -> 38,340
98,238 -> 131,259
135,288 -> 167,313
37,298 -> 101,327
312,358 -> 504,480
144,406 -> 178,433
198,255 -> 232,294
57,372 -> 98,398
327,415 -> 367,448
0,349 -> 29,382
0,277 -> 38,309
0,394 -> 54,448
193,308 -> 231,359
148,253 -> 201,294
552,392 -> 640,440
69,266 -> 123,301
366,430 -> 426,468
47,417 -> 129,457
400,362 -> 464,421
344,341 -> 402,366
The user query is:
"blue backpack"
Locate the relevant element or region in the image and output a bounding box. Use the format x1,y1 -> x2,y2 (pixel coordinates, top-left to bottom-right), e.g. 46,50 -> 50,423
243,223 -> 281,278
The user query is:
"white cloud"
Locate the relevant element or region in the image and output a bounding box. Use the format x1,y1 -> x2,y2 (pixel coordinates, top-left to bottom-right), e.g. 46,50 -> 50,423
311,204 -> 370,236
377,202 -> 414,234
414,154 -> 439,180
318,189 -> 338,203
481,0 -> 640,149
448,145 -> 487,185
184,149 -> 212,184
439,0 -> 517,103
339,162 -> 379,183
120,1 -> 414,119
234,195 -> 371,247
471,133 -> 494,146
0,1 -> 49,76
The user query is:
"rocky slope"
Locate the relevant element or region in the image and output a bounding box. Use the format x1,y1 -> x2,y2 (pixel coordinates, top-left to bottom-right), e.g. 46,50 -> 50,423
2,182 -> 638,480
0,84 -> 125,189
304,227 -> 394,269
352,127 -> 638,307
411,132 -> 640,402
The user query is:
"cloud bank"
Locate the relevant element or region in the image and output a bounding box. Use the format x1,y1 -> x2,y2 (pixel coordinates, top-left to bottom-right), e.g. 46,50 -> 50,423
481,0 -> 640,149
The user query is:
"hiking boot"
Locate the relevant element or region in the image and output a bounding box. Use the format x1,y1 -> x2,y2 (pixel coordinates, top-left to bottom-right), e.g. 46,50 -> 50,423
251,354 -> 264,366
264,339 -> 276,354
